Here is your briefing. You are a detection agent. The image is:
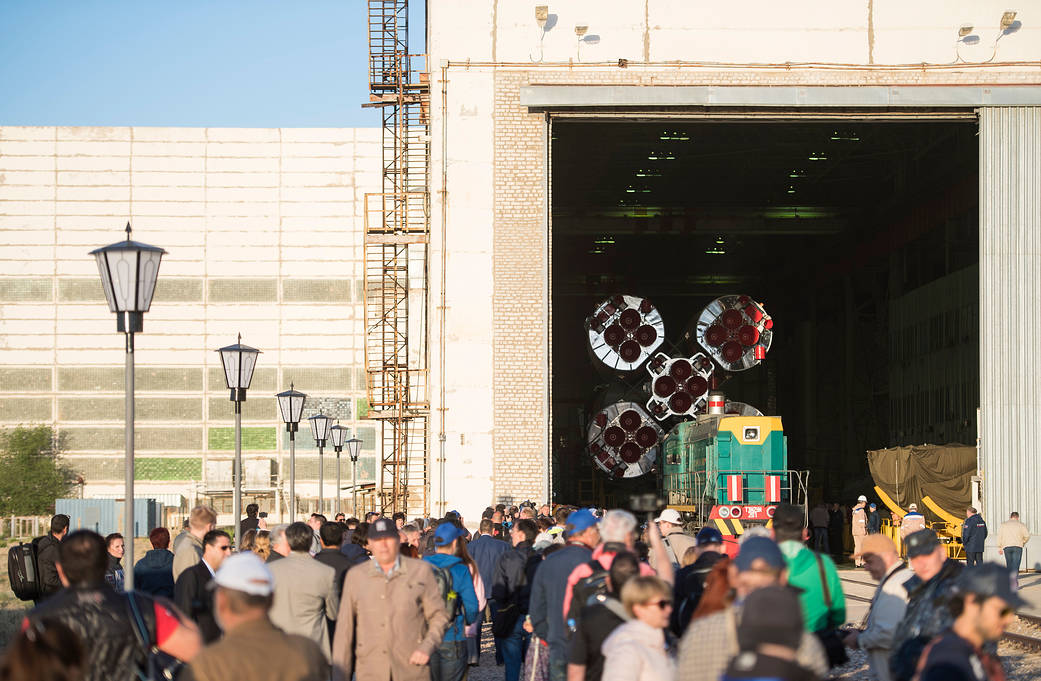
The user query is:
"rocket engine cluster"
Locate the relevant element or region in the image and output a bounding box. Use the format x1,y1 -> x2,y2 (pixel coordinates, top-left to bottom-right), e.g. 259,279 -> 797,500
584,294 -> 774,478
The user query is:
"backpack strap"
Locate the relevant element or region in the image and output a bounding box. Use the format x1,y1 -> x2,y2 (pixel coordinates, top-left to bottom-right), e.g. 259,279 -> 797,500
814,552 -> 833,609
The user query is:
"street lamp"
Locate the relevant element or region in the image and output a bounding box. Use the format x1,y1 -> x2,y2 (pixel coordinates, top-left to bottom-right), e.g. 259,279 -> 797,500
346,436 -> 362,516
90,222 -> 165,591
308,413 -> 331,515
329,423 -> 348,516
276,384 -> 307,521
216,334 -> 260,550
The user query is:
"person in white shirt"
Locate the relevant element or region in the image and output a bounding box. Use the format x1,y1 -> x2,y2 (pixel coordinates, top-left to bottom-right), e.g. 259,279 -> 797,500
842,534 -> 913,681
998,511 -> 1031,588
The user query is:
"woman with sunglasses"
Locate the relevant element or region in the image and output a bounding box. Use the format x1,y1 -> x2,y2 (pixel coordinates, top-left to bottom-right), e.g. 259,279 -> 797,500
601,575 -> 676,681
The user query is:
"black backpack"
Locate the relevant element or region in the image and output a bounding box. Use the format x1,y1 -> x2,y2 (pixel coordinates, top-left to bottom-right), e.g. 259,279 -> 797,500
566,559 -> 609,636
8,539 -> 42,602
431,564 -> 462,633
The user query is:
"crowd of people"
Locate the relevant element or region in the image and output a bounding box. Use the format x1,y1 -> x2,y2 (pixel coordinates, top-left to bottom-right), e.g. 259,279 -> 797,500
0,499 -> 1031,681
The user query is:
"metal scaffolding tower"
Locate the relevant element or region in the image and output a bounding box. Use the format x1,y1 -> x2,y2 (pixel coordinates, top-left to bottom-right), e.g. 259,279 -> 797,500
364,0 -> 430,516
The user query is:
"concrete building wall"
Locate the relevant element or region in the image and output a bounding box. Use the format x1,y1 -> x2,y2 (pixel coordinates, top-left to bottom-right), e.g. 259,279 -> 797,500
426,0 -> 1041,521
0,126 -> 383,518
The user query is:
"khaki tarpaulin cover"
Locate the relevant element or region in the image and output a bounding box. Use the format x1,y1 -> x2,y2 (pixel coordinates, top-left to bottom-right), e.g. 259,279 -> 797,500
867,444 -> 977,524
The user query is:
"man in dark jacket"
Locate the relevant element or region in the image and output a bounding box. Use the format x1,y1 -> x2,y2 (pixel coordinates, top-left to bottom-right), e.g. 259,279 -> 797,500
568,551 -> 639,681
339,521 -> 370,567
529,509 -> 600,681
867,503 -> 882,535
890,530 -> 965,681
240,503 -> 260,536
672,526 -> 725,636
34,513 -> 69,602
135,526 -> 175,598
492,518 -> 539,681
175,530 -> 232,643
469,517 -> 509,664
916,563 -> 1020,681
315,521 -> 355,641
25,530 -> 201,681
962,507 -> 988,567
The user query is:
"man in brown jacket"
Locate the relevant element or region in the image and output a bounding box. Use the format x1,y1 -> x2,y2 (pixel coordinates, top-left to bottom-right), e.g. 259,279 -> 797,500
332,517 -> 450,681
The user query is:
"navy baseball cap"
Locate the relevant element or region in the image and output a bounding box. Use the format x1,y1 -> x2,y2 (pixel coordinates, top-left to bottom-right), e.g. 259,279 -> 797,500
696,526 -> 724,546
905,529 -> 941,558
958,563 -> 1029,609
734,536 -> 785,572
565,508 -> 599,537
433,522 -> 465,547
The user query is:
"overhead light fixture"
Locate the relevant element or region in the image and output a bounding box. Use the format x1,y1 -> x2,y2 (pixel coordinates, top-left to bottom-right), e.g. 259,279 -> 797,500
575,25 -> 588,38
535,5 -> 549,28
829,130 -> 860,141
808,153 -> 828,161
1000,10 -> 1017,30
705,247 -> 726,255
789,169 -> 806,178
715,236 -> 726,245
659,131 -> 691,141
787,186 -> 796,194
594,236 -> 615,245
958,24 -> 974,37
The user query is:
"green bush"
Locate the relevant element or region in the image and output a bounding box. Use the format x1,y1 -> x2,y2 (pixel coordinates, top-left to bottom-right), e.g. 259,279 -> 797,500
0,426 -> 76,515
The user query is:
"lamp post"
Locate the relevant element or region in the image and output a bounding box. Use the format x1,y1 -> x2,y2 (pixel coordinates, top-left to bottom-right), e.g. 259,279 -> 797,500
90,222 -> 165,591
308,413 -> 331,515
216,335 -> 260,550
346,436 -> 362,516
329,423 -> 348,516
276,384 -> 307,521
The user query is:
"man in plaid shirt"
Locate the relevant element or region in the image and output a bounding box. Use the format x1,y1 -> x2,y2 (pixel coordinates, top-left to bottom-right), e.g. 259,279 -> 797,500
676,537 -> 828,681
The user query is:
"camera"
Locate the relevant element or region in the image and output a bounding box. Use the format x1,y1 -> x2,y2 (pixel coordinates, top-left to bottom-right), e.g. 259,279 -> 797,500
630,494 -> 664,514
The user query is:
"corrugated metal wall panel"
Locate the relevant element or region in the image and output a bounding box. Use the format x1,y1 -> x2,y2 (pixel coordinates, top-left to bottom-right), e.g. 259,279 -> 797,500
979,107 -> 1041,565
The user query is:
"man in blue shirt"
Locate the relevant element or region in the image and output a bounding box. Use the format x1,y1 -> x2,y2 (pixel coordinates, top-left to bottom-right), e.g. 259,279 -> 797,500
469,517 -> 509,665
528,509 -> 600,681
424,523 -> 479,681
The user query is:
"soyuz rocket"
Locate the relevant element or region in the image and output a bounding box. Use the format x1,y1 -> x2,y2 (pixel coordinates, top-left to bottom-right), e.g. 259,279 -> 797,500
585,293 -> 774,478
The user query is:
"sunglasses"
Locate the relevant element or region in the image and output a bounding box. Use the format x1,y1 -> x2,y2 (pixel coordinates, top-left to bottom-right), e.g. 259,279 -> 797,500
218,545 -> 232,552
646,599 -> 673,610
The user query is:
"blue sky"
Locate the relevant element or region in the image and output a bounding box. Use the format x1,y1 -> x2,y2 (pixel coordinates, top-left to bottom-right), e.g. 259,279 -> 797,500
0,1 -> 425,128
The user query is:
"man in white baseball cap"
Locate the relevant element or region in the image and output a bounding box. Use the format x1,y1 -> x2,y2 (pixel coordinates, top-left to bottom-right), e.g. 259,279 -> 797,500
181,552 -> 329,681
650,508 -> 695,572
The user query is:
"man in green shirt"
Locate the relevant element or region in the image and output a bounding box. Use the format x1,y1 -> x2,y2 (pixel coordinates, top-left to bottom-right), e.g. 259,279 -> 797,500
772,503 -> 846,633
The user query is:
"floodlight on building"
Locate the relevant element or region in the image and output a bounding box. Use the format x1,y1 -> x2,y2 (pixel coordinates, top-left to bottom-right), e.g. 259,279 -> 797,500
90,222 -> 166,590
1000,11 -> 1017,30
958,24 -> 974,37
535,5 -> 549,28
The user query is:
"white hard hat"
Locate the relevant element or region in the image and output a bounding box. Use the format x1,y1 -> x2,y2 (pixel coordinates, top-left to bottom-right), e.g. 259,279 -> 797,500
908,503 -> 917,511
857,495 -> 867,502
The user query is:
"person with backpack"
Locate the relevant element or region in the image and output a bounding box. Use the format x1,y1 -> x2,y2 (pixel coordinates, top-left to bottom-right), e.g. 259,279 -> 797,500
561,510 -> 657,628
771,503 -> 847,668
671,526 -> 726,637
568,551 -> 641,681
529,509 -> 601,681
332,518 -> 450,681
423,522 -> 480,681
492,518 -> 540,681
34,514 -> 69,602
23,530 -> 201,681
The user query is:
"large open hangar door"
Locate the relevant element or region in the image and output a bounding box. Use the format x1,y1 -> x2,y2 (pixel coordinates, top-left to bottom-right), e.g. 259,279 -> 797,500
547,110 -> 981,507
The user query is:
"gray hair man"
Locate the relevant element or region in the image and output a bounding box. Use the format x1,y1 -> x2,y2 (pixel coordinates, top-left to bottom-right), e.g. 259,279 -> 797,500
843,534 -> 913,681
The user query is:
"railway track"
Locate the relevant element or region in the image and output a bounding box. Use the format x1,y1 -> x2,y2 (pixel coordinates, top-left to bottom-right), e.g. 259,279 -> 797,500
843,575 -> 1041,652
